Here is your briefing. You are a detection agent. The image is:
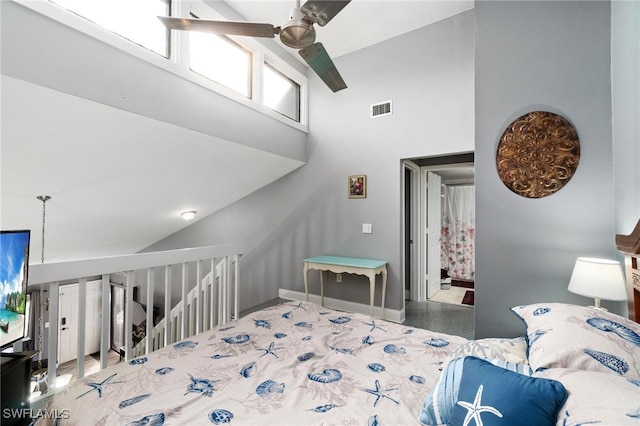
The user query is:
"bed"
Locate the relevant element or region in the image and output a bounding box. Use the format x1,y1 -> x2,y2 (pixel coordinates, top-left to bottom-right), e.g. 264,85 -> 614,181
34,301 -> 640,425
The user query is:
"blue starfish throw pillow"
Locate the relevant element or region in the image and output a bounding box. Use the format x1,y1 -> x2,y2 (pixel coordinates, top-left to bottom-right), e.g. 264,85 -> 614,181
449,357 -> 567,426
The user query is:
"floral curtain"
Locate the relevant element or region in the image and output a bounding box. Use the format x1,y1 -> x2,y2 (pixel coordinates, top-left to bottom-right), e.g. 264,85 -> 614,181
441,185 -> 475,280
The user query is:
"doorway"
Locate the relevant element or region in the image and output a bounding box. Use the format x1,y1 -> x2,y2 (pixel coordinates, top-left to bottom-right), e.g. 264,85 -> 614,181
58,280 -> 102,364
403,154 -> 475,308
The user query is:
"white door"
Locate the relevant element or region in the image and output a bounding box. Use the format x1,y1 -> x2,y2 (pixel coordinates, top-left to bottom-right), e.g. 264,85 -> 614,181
425,171 -> 442,299
58,285 -> 77,364
58,281 -> 102,364
404,161 -> 421,302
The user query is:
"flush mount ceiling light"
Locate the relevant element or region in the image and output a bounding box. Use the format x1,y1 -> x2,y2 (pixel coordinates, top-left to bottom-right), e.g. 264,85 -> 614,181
181,211 -> 196,221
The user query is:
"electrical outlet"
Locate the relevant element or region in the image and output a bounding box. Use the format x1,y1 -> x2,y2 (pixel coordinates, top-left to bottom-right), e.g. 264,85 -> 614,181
362,223 -> 372,234
336,273 -> 342,282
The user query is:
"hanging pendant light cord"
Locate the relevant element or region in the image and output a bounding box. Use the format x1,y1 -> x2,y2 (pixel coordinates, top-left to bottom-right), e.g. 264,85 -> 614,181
38,196 -> 50,263
36,195 -> 51,370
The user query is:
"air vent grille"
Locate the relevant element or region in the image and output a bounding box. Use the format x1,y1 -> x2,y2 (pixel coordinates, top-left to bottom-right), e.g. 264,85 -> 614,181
371,100 -> 392,118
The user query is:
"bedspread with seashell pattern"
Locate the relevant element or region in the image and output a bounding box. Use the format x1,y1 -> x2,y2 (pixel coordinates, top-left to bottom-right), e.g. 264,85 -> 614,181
36,301 -> 467,425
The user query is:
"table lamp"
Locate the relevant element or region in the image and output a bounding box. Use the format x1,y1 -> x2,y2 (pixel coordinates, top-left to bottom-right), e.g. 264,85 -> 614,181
567,257 -> 627,310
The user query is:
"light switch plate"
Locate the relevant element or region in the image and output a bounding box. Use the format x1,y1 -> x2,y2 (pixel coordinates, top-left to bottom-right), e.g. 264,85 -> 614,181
362,223 -> 372,234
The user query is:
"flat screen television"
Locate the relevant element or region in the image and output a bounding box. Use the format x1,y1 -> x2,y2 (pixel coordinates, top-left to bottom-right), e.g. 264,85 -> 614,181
0,230 -> 30,350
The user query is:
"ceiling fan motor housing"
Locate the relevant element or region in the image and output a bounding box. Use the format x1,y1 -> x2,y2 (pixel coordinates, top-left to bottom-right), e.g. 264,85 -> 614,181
280,7 -> 316,49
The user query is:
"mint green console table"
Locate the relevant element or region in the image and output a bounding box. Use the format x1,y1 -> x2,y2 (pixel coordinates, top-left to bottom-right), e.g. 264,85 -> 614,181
303,255 -> 388,319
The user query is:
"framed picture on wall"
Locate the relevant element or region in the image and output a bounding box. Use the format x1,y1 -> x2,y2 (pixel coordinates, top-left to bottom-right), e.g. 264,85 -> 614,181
348,175 -> 366,198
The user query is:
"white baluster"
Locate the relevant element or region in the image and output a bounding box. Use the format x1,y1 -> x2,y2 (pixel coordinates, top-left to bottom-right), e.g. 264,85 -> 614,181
76,277 -> 87,378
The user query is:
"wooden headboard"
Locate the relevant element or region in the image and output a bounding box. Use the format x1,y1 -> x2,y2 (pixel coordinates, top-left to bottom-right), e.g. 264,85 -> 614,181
616,219 -> 640,323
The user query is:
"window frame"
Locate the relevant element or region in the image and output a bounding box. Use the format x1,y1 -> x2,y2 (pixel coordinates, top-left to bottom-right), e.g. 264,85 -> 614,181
19,0 -> 308,131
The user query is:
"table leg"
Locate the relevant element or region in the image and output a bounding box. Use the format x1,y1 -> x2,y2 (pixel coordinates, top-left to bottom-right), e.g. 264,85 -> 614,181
368,271 -> 375,317
303,263 -> 309,302
320,270 -> 324,307
381,267 -> 387,320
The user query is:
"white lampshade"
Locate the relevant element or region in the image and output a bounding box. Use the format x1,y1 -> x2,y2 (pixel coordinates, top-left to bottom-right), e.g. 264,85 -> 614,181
567,257 -> 627,309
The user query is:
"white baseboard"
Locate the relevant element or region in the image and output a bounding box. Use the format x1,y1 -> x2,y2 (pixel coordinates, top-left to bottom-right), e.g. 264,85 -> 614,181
278,288 -> 405,324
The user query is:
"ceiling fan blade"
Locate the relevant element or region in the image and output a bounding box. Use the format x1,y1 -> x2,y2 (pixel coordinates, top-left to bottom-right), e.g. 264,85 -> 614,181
301,0 -> 351,26
158,16 -> 278,38
299,43 -> 347,92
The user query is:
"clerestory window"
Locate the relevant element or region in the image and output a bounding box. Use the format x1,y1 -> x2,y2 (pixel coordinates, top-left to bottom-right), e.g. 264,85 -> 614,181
188,14 -> 252,98
49,0 -> 169,57
263,62 -> 300,122
41,0 -> 306,127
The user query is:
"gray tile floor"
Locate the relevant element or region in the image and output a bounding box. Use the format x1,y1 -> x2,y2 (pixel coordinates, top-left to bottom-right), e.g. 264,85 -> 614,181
241,298 -> 474,340
404,300 -> 474,339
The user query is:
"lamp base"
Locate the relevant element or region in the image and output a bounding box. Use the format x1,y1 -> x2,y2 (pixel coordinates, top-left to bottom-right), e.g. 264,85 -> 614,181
590,298 -> 608,312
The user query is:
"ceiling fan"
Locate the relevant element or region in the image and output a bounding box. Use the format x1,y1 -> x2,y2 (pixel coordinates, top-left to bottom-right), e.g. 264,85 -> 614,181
158,1 -> 351,92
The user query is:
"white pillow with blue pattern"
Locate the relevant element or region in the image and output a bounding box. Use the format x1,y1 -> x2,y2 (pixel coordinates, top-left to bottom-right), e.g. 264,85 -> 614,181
440,337 -> 529,371
418,356 -> 534,425
511,303 -> 640,381
534,368 -> 640,425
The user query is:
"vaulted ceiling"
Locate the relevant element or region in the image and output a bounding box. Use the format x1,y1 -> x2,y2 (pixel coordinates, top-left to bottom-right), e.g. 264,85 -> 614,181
224,1 -> 473,59
1,1 -> 473,262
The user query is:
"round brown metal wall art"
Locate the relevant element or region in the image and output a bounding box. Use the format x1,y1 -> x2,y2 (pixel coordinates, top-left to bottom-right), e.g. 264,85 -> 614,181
496,111 -> 580,198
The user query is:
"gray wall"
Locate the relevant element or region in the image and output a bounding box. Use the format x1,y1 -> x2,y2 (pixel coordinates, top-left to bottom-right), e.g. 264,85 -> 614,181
155,2 -> 639,337
10,0 -> 636,337
612,0 -> 640,235
475,1 -> 623,338
148,10 -> 476,312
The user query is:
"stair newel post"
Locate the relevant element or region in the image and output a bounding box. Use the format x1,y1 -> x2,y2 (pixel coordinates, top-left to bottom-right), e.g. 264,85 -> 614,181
47,281 -> 59,387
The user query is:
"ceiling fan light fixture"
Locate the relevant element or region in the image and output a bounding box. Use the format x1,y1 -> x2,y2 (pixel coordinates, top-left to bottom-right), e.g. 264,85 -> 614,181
280,7 -> 316,49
